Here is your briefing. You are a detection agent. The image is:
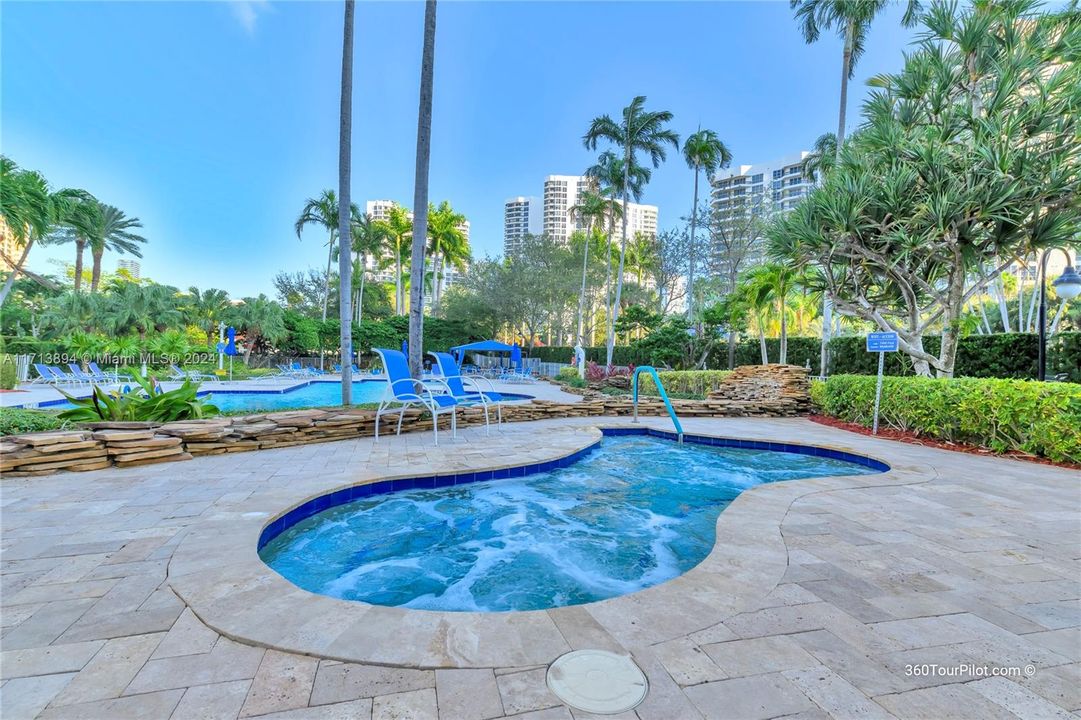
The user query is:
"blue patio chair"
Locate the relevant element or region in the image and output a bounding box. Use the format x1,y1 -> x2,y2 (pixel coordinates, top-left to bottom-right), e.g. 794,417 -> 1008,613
30,363 -> 61,385
372,348 -> 459,445
89,362 -> 133,383
67,363 -> 103,384
47,365 -> 86,385
428,351 -> 504,434
170,364 -> 215,382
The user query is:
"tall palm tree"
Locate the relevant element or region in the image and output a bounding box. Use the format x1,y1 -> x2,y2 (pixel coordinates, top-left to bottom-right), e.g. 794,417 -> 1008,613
0,158 -> 86,305
584,150 -> 642,348
337,0 -> 356,401
584,96 -> 679,367
569,190 -> 609,357
375,205 -> 413,315
86,204 -> 147,294
295,189 -> 341,322
408,0 -> 438,378
44,191 -> 100,292
182,287 -> 231,346
350,211 -> 388,325
791,0 -> 920,377
682,128 -> 732,320
426,201 -> 468,312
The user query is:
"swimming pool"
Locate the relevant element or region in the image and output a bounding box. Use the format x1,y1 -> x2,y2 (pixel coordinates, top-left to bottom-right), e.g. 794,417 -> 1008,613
23,380 -> 535,414
259,432 -> 885,612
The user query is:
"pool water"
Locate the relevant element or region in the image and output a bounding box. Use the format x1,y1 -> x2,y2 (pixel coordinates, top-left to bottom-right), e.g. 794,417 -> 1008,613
260,435 -> 880,612
33,380 -> 533,414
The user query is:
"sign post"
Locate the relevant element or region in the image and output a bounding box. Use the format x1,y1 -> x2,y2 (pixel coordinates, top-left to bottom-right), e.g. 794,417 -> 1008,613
866,331 -> 899,435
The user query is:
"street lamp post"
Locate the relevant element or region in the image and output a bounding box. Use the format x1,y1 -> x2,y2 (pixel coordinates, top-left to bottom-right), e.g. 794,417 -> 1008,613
1037,248 -> 1081,381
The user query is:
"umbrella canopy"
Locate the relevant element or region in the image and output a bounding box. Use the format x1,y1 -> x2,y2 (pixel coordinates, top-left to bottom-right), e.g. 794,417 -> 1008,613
225,327 -> 238,356
511,343 -> 522,370
401,339 -> 408,354
449,340 -> 515,354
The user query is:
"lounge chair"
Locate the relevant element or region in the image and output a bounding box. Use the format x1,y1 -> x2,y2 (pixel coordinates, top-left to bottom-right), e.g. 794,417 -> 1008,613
428,351 -> 505,434
88,362 -> 134,383
30,363 -> 62,385
372,347 -> 459,445
68,363 -> 108,385
169,364 -> 216,382
47,365 -> 87,385
291,362 -> 325,377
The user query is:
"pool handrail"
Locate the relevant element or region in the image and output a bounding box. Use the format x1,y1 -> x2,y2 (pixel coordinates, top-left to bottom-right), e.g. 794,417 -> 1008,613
632,366 -> 684,443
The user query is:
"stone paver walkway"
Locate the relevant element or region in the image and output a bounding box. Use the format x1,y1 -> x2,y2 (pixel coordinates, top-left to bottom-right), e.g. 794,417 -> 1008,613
1,417 -> 1078,719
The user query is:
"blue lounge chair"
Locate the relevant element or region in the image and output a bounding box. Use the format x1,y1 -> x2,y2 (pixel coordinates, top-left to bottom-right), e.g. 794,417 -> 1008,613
47,365 -> 86,385
89,362 -> 134,383
169,364 -> 216,382
373,348 -> 459,445
428,351 -> 504,434
30,363 -> 61,385
68,363 -> 104,384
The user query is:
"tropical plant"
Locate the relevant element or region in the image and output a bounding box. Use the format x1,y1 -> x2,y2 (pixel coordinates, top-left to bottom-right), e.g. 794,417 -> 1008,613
43,190 -> 100,292
772,0 -> 1081,377
180,287 -> 230,345
584,96 -> 679,368
103,281 -> 181,339
426,201 -> 469,313
682,128 -> 732,320
57,376 -> 219,423
86,204 -> 147,293
230,294 -> 286,364
408,0 -> 439,378
569,191 -> 610,354
375,204 -> 413,315
296,190 -> 356,322
350,211 -> 389,325
743,263 -> 797,364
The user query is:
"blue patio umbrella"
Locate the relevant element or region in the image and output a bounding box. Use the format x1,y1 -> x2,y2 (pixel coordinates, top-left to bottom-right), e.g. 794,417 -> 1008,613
511,343 -> 522,371
401,339 -> 408,355
225,327 -> 238,356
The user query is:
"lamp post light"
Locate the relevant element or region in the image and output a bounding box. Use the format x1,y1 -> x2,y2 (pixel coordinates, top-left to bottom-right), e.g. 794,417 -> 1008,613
1038,248 -> 1081,381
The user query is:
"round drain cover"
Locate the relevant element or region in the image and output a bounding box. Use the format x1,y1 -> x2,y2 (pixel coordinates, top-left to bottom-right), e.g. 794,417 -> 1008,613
546,649 -> 648,714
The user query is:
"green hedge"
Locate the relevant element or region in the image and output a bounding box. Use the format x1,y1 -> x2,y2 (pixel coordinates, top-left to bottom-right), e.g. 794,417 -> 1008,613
638,370 -> 732,398
0,408 -> 66,437
529,333 -> 1080,381
814,375 -> 1081,464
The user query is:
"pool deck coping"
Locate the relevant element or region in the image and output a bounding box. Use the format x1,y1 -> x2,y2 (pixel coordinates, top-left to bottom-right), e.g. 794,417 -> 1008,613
167,421 -> 931,669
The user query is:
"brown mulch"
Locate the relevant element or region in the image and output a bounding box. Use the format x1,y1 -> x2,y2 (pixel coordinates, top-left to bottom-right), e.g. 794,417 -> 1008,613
807,414 -> 1080,471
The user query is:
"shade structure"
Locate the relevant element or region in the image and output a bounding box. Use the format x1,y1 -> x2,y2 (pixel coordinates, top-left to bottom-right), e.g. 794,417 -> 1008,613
450,340 -> 515,354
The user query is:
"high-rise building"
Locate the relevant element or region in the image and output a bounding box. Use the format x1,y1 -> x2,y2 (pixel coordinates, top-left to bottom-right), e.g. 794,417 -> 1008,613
503,197 -> 542,257
542,175 -> 593,244
612,200 -> 659,244
116,259 -> 141,279
0,218 -> 19,272
710,151 -> 810,283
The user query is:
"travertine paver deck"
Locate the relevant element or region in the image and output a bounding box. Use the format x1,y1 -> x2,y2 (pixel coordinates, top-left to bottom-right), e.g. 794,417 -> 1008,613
1,416 -> 1079,719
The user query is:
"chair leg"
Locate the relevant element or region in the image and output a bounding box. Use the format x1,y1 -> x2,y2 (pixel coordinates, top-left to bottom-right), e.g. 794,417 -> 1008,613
481,403 -> 490,436
375,411 -> 381,441
396,407 -> 407,436
432,409 -> 439,446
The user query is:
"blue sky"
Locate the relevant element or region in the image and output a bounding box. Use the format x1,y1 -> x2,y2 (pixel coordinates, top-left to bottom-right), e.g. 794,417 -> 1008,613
2,1 -> 919,297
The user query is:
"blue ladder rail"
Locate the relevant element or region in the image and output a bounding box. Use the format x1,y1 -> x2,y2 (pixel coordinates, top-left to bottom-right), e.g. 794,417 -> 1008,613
631,366 -> 684,443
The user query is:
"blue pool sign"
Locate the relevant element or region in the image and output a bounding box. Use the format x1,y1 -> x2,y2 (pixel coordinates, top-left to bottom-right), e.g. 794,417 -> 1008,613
866,331 -> 899,353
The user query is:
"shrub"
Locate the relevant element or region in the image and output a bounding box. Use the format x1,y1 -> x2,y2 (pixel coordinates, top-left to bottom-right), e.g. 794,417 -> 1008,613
0,408 -> 66,436
557,367 -> 579,381
638,370 -> 732,398
0,354 -> 17,390
815,375 -> 1081,464
58,377 -> 220,423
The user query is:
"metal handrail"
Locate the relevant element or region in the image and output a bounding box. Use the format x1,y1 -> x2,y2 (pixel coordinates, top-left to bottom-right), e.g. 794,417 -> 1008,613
632,366 -> 684,444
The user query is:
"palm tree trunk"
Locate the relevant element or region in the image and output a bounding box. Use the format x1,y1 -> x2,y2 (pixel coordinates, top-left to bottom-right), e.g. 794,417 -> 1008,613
576,228 -> 591,349
396,249 -> 404,314
779,297 -> 788,365
604,216 -> 614,346
408,0 -> 437,379
608,152 -> 632,369
687,166 -> 699,320
837,20 -> 854,153
758,318 -> 768,364
73,239 -> 86,292
337,0 -> 355,403
90,247 -> 104,293
0,237 -> 35,306
357,254 -> 367,325
322,230 -> 334,322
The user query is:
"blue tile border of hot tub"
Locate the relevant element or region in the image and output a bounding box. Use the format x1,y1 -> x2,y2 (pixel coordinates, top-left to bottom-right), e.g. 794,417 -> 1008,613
256,427 -> 889,551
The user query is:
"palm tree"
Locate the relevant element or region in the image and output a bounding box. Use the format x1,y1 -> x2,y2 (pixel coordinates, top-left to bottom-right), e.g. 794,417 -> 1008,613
426,201 -> 468,312
583,96 -> 679,367
791,0 -> 921,156
44,191 -> 100,292
569,191 -> 609,355
350,211 -> 388,325
337,0 -> 357,401
584,150 -> 642,347
295,189 -> 340,322
231,295 -> 286,365
0,158 -> 87,305
682,128 -> 732,320
88,204 -> 148,293
181,287 -> 230,345
408,0 -> 438,378
376,205 -> 413,315
800,132 -> 837,183
103,282 -> 181,339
